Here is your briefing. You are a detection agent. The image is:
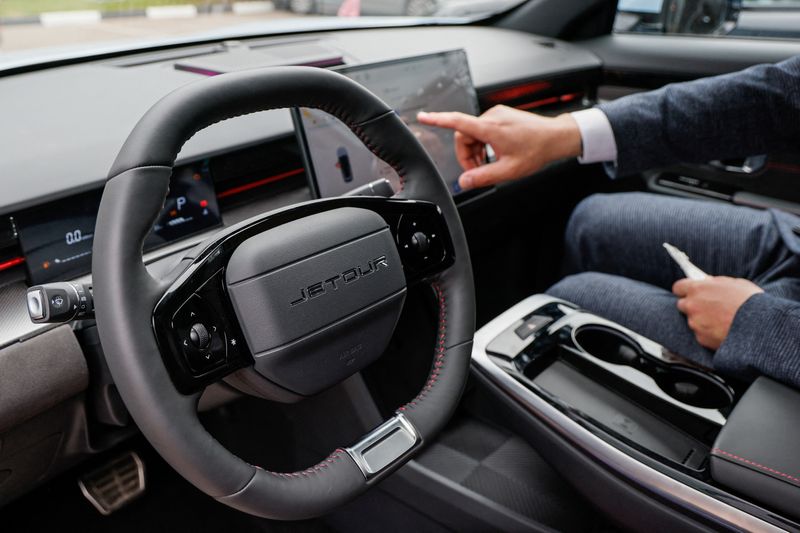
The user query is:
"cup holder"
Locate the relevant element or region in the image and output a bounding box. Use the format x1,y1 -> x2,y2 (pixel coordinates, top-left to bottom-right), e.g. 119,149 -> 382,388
573,325 -> 733,410
573,326 -> 642,366
653,367 -> 733,409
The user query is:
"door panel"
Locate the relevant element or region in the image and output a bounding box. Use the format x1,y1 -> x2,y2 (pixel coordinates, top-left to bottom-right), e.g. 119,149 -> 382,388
580,33 -> 800,211
583,33 -> 800,83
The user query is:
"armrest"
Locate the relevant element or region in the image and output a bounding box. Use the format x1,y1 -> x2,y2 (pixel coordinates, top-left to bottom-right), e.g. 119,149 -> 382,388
711,377 -> 800,519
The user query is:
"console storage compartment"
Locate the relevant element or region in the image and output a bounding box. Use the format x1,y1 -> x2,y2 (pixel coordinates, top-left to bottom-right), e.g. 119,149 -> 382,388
484,295 -> 738,474
710,377 -> 800,520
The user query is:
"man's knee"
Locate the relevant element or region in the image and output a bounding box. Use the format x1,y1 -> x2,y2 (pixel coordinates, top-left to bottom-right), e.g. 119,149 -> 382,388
547,272 -> 614,304
565,192 -> 660,246
566,194 -> 613,244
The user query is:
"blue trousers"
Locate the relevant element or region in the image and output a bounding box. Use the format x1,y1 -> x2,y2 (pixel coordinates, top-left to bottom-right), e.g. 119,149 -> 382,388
547,192 -> 800,369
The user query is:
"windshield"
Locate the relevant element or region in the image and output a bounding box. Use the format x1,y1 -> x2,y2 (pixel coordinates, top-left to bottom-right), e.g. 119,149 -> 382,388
0,0 -> 523,56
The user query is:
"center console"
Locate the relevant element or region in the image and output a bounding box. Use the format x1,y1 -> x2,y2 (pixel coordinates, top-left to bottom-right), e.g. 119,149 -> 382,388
471,294 -> 796,531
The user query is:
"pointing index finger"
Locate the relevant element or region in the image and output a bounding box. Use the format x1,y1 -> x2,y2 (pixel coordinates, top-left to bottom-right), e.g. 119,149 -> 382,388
417,111 -> 488,141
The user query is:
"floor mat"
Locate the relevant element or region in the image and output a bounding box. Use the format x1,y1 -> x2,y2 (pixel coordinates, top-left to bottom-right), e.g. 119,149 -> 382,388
415,416 -> 600,532
1,441 -> 333,533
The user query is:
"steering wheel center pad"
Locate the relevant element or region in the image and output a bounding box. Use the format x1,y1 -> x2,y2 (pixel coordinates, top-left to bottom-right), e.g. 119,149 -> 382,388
92,66 -> 475,520
226,207 -> 406,396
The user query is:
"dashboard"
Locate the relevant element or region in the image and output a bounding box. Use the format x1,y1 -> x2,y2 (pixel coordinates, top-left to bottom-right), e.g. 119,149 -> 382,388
9,134 -> 310,287
0,26 -> 599,295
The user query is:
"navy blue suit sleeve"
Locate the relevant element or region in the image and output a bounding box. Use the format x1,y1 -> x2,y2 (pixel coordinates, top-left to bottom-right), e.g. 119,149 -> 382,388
715,292 -> 800,389
598,56 -> 800,177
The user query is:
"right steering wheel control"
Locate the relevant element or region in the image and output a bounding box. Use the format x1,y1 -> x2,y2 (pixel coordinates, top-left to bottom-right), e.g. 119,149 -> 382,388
395,214 -> 447,277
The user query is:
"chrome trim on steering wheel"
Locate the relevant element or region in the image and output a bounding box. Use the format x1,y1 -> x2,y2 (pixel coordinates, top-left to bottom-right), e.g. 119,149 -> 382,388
346,413 -> 420,480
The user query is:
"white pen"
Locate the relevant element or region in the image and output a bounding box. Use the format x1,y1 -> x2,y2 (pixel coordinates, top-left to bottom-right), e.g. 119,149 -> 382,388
662,243 -> 708,281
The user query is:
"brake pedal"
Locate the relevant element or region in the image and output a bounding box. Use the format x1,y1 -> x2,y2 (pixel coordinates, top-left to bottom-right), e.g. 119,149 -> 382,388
79,451 -> 146,515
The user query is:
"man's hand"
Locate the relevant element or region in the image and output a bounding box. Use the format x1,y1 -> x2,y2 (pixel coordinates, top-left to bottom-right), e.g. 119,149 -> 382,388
673,276 -> 764,350
417,105 -> 582,190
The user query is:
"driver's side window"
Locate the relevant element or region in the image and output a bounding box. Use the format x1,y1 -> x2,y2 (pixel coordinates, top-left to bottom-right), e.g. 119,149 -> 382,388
614,0 -> 800,38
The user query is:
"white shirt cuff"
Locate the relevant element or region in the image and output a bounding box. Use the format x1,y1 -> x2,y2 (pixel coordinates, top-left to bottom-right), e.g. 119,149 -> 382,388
571,108 -> 618,164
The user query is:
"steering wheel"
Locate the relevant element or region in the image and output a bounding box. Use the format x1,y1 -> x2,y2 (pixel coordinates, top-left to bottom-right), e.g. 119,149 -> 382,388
92,67 -> 475,520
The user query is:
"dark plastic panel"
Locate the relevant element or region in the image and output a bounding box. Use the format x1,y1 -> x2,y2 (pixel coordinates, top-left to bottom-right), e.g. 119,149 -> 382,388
534,360 -> 708,470
583,34 -> 800,81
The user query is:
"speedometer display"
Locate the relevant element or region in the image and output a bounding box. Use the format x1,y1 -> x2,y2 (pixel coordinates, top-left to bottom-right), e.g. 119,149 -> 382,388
16,160 -> 222,284
17,191 -> 100,284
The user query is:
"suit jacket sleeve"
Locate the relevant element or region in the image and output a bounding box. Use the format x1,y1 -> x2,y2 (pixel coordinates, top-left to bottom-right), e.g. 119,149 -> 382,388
715,292 -> 800,389
598,56 -> 800,177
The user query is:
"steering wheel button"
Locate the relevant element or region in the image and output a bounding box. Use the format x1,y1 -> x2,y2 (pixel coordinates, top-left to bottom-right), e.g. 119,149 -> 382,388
410,231 -> 430,253
396,215 -> 447,275
171,294 -> 204,328
184,344 -> 225,373
189,323 -> 211,350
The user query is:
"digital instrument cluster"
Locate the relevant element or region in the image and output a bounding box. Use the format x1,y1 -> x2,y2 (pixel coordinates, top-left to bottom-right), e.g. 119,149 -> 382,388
16,161 -> 222,284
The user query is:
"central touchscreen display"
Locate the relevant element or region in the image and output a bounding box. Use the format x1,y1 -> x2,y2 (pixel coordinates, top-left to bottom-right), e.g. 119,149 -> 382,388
17,160 -> 222,284
295,50 -> 480,198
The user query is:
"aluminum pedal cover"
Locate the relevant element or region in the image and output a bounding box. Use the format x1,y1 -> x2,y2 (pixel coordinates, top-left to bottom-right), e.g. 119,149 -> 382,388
78,451 -> 145,515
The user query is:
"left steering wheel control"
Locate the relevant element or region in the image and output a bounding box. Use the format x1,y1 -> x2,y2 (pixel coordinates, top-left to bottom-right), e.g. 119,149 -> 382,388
27,281 -> 94,323
170,293 -> 232,374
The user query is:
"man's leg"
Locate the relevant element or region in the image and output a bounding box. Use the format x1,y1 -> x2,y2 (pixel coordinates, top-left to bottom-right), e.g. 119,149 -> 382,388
547,272 -> 714,367
563,192 -> 789,290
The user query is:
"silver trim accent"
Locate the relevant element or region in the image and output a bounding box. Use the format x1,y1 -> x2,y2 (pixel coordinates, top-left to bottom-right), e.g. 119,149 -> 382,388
78,451 -> 146,516
472,294 -> 784,532
346,413 -> 420,480
26,288 -> 44,320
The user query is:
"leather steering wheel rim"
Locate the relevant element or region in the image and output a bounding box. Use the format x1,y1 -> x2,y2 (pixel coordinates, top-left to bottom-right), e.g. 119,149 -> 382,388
92,66 -> 476,520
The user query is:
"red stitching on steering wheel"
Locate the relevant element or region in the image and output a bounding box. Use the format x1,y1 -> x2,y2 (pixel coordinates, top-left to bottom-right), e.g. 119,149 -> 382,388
262,448 -> 348,479
398,282 -> 447,412
351,122 -> 407,192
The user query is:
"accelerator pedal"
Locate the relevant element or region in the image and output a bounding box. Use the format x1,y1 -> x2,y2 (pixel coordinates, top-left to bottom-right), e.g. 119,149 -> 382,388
78,451 -> 146,515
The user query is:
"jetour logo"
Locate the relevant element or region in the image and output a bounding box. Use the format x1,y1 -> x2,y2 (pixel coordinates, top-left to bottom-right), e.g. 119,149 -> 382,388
290,255 -> 389,307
